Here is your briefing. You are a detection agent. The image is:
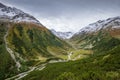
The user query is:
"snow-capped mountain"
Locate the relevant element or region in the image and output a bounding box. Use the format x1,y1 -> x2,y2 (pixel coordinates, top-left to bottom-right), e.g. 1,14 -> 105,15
0,2 -> 40,23
77,16 -> 120,34
51,29 -> 74,39
71,16 -> 120,49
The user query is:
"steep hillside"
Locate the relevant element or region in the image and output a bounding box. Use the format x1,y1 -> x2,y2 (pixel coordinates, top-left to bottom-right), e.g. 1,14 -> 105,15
0,21 -> 71,79
7,22 -> 71,61
70,16 -> 120,52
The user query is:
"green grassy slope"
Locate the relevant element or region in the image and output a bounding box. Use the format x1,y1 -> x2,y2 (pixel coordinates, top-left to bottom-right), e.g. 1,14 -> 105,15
0,22 -> 72,79
70,28 -> 120,52
7,22 -> 71,62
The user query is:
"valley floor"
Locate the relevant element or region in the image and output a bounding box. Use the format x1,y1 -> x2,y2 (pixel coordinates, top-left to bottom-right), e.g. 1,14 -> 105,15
5,55 -> 70,80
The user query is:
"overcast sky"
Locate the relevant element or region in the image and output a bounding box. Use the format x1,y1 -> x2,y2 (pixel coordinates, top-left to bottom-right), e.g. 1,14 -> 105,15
1,0 -> 120,32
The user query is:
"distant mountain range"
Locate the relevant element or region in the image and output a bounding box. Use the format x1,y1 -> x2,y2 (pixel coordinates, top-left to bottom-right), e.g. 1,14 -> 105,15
51,29 -> 74,39
51,16 -> 120,39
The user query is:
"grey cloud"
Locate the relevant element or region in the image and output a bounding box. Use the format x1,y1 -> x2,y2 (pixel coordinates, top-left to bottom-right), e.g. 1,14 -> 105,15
1,0 -> 120,17
0,0 -> 120,32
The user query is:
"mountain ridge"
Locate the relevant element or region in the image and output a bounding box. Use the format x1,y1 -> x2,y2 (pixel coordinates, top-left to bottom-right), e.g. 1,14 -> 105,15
71,16 -> 120,50
76,16 -> 120,34
0,2 -> 41,24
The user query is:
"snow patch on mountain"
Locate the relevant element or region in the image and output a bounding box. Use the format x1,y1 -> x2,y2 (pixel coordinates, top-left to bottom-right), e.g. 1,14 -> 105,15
77,16 -> 120,34
51,29 -> 74,39
0,2 -> 40,24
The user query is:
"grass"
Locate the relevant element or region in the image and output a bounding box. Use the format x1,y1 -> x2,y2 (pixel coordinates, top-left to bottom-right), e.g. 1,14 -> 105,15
47,46 -> 68,60
65,49 -> 93,60
71,49 -> 93,59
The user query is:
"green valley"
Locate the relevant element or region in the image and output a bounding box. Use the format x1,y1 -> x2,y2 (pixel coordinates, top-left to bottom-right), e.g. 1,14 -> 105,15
0,2 -> 120,80
21,17 -> 120,80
